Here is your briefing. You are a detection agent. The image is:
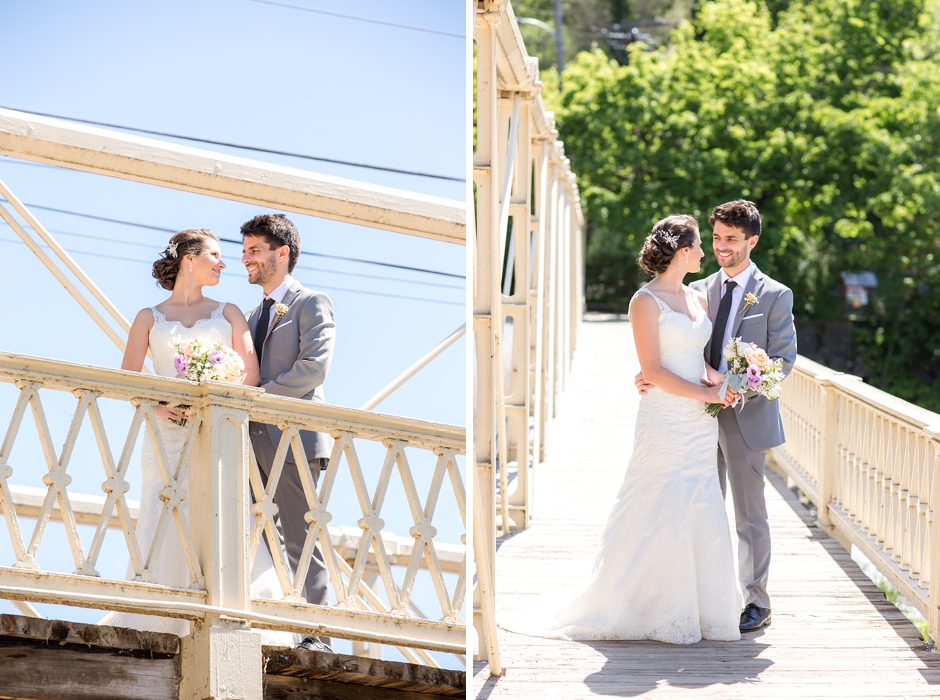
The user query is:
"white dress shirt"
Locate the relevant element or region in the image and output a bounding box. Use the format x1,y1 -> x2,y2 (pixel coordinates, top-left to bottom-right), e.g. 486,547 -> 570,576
262,275 -> 295,330
717,262 -> 755,373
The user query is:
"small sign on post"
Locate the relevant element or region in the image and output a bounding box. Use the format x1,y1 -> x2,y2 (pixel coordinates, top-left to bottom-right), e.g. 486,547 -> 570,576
840,271 -> 877,311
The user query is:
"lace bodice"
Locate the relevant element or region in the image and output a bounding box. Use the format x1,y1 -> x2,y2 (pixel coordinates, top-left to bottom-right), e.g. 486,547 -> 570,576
636,287 -> 712,384
148,302 -> 233,377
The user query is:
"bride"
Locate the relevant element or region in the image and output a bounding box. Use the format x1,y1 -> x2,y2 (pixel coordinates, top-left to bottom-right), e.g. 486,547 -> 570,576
526,215 -> 741,644
102,228 -> 290,642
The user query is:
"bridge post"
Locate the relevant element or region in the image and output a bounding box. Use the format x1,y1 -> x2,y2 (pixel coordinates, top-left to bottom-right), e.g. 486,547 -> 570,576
472,1 -> 503,667
505,90 -> 534,531
819,381 -> 838,528
537,153 -> 558,461
928,432 -> 940,649
181,384 -> 263,700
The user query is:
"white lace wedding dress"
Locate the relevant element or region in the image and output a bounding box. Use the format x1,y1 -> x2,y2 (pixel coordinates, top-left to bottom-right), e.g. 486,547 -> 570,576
513,287 -> 741,644
102,302 -> 293,644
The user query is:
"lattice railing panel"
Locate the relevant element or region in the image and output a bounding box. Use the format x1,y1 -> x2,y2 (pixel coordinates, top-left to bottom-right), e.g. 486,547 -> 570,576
0,351 -> 465,655
0,381 -> 203,591
247,425 -> 466,624
773,355 -> 940,639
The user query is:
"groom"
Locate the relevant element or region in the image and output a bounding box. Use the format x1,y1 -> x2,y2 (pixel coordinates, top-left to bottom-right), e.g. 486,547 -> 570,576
242,213 -> 336,652
638,200 -> 797,632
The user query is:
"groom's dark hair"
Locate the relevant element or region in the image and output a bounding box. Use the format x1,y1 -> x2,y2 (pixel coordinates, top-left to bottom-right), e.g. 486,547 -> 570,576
709,200 -> 761,238
240,214 -> 301,272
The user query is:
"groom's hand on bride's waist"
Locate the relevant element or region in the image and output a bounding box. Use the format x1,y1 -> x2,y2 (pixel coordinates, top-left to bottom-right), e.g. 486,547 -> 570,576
635,371 -> 655,395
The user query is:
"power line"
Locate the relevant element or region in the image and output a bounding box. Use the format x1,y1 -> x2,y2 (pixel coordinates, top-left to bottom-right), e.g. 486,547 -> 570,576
250,0 -> 465,38
38,228 -> 464,290
0,236 -> 464,307
0,106 -> 465,183
0,198 -> 465,279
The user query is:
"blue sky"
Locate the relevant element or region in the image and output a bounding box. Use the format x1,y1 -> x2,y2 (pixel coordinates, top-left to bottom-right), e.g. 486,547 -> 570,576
0,0 -> 467,666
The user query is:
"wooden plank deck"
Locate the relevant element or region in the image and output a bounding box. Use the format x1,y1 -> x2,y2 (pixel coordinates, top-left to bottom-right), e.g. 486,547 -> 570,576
473,314 -> 940,699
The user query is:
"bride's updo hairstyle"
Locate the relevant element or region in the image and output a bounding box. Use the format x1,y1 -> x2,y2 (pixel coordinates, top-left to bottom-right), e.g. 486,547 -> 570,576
637,215 -> 699,276
152,228 -> 219,290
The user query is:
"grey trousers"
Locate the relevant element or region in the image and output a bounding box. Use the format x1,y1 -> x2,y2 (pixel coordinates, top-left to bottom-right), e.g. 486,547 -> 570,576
717,408 -> 772,610
249,423 -> 330,644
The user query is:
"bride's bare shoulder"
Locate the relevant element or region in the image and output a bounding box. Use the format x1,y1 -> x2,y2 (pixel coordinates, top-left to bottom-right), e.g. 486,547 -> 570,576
132,307 -> 156,326
220,301 -> 249,327
629,288 -> 658,317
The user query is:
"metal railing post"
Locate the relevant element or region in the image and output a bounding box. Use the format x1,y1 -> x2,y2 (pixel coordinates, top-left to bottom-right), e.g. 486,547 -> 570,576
472,3 -> 501,663
182,386 -> 261,700
819,380 -> 838,528
927,432 -> 940,649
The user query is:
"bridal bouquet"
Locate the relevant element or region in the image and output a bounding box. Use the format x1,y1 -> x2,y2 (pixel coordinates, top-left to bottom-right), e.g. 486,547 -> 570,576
706,338 -> 784,417
170,337 -> 244,383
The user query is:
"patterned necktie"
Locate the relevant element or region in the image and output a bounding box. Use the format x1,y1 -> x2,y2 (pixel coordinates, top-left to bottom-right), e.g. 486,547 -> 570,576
252,297 -> 275,364
709,280 -> 738,368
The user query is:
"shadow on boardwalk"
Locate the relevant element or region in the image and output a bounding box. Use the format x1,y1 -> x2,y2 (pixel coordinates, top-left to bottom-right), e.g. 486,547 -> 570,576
474,314 -> 940,699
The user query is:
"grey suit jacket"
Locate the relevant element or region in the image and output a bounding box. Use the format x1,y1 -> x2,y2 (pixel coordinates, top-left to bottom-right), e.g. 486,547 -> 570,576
691,264 -> 797,451
248,281 -> 335,460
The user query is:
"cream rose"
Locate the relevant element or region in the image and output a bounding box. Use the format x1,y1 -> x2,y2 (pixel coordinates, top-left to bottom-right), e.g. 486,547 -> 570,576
747,347 -> 773,371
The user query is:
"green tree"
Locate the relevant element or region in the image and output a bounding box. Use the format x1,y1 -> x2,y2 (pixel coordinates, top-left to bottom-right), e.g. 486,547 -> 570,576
544,0 -> 940,409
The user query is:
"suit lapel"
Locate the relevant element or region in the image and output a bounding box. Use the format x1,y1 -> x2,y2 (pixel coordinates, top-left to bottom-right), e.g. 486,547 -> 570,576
248,303 -> 262,336
706,273 -> 721,322
730,265 -> 763,336
266,282 -> 303,338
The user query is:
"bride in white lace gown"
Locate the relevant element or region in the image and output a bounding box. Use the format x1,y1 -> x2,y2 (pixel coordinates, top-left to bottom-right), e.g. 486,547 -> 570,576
102,229 -> 291,643
520,215 -> 741,644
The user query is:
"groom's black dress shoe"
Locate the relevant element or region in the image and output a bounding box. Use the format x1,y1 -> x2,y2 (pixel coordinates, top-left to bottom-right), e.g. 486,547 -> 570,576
296,637 -> 334,653
739,604 -> 771,632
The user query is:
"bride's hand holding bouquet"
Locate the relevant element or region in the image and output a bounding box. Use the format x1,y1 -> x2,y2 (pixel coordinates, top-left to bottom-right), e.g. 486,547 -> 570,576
706,337 -> 784,417
171,337 -> 245,383
161,337 -> 247,426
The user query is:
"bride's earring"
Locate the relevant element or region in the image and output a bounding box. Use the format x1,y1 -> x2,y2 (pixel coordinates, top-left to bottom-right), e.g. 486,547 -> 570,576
684,251 -> 689,264
189,259 -> 193,273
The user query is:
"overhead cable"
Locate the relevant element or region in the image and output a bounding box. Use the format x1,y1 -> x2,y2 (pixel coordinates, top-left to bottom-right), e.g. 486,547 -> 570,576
249,0 -> 465,38
0,236 -> 463,307
0,198 -> 465,279
40,228 -> 463,290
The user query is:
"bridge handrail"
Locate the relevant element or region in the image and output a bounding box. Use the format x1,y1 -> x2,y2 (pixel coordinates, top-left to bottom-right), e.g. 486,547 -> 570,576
473,0 -> 585,674
0,352 -> 465,658
773,354 -> 940,647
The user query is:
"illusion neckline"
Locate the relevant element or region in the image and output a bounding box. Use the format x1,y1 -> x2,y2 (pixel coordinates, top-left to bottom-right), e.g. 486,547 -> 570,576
152,301 -> 225,330
640,288 -> 705,324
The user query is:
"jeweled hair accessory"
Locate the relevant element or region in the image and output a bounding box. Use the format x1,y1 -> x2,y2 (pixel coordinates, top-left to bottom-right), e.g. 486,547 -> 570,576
163,241 -> 179,259
659,231 -> 680,249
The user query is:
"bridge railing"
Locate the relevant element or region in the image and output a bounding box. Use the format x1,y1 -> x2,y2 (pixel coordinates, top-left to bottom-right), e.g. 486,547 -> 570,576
473,0 -> 584,674
773,355 -> 940,646
0,102 -> 467,683
0,351 -> 465,662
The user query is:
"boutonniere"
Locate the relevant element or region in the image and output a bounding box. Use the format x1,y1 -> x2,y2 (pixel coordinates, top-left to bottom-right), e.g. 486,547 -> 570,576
739,292 -> 759,314
274,303 -> 289,320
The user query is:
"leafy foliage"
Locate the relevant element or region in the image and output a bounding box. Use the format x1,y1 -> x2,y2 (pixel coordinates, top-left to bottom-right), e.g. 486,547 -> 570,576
543,0 -> 940,410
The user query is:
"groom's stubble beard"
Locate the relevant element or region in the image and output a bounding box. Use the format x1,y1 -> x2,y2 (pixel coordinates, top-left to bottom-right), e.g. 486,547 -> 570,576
714,246 -> 750,270
246,252 -> 278,287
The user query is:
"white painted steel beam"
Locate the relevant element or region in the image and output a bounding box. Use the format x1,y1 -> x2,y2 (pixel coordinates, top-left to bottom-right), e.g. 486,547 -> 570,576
0,180 -> 132,335
0,108 -> 465,245
6,485 -> 462,574
0,569 -> 463,652
361,325 -> 467,411
473,2 -> 502,669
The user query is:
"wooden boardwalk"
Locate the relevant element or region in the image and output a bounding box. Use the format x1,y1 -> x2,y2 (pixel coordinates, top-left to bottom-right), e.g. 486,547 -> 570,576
473,314 -> 940,699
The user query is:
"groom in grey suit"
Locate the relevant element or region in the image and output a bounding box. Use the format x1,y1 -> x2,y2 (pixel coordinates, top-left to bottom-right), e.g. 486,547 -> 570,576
241,213 -> 335,652
690,200 -> 797,632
